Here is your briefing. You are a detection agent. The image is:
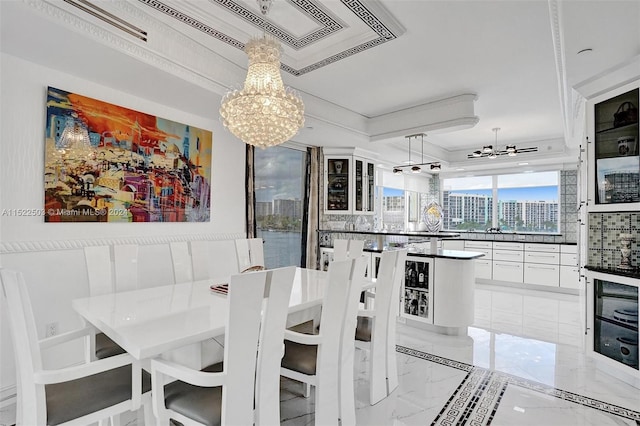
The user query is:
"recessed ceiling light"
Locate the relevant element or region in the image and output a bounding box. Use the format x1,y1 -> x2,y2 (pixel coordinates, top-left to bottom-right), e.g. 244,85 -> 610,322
518,162 -> 529,166
456,168 -> 465,171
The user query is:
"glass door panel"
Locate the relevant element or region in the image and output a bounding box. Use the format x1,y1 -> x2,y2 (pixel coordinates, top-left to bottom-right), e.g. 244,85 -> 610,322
594,88 -> 639,204
594,279 -> 638,370
327,158 -> 349,211
355,159 -> 363,211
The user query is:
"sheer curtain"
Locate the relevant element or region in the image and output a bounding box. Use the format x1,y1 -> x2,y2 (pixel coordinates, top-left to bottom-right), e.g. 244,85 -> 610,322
245,145 -> 256,238
302,146 -> 321,269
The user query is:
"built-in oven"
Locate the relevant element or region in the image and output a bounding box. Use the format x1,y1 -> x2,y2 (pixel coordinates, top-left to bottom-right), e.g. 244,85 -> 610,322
594,279 -> 638,370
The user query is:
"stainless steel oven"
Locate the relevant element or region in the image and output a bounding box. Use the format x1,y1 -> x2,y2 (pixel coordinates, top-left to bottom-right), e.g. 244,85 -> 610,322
594,279 -> 638,370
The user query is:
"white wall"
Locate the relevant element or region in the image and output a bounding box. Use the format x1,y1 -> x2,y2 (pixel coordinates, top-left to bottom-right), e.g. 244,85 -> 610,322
0,53 -> 246,398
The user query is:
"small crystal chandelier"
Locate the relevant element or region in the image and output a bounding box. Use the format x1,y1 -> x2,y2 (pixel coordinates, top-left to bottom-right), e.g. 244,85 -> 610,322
57,115 -> 95,159
219,0 -> 304,149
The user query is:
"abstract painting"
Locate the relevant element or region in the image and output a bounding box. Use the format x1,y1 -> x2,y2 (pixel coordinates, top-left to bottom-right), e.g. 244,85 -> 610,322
44,86 -> 212,222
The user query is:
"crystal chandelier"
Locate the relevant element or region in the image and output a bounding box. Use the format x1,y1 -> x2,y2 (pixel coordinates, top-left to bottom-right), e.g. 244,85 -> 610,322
57,115 -> 95,159
219,0 -> 304,149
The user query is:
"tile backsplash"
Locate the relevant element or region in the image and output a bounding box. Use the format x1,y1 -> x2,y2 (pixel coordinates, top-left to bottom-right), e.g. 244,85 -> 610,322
588,212 -> 639,269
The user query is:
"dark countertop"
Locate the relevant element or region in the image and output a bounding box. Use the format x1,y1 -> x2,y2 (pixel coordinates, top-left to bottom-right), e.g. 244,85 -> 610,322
318,229 -> 461,238
406,249 -> 486,260
585,265 -> 640,280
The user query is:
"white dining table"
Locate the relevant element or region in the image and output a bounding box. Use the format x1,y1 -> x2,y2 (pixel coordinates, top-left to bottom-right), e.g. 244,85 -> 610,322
72,267 -> 374,361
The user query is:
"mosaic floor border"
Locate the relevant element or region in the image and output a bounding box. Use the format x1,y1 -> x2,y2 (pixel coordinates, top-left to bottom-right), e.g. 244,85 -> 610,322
396,345 -> 640,425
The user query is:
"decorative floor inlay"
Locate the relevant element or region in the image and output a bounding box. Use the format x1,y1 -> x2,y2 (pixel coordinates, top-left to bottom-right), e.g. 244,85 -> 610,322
396,345 -> 640,425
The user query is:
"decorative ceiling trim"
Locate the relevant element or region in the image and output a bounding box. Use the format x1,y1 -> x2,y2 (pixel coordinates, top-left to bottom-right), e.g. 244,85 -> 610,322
136,0 -> 404,76
212,0 -> 345,50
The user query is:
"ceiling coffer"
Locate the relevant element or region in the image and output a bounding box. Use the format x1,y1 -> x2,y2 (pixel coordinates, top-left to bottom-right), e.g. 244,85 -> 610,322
63,0 -> 147,42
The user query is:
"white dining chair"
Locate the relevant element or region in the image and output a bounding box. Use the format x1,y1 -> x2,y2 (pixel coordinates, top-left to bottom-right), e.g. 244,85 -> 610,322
84,245 -> 140,360
189,240 -> 211,281
1,268 -> 153,426
151,266 -> 296,426
355,249 -> 407,405
332,238 -> 365,261
235,237 -> 265,272
170,241 -> 193,284
280,256 -> 368,425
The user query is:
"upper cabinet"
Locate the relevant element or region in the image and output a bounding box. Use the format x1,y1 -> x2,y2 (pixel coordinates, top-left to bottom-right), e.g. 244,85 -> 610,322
324,149 -> 377,215
588,83 -> 640,211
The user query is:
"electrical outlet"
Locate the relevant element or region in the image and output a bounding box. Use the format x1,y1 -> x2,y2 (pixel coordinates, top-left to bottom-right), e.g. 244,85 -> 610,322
45,322 -> 58,337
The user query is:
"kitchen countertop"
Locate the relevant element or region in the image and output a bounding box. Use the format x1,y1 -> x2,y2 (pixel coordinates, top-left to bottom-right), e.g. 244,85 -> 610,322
406,249 -> 486,260
318,230 -> 461,238
585,265 -> 640,280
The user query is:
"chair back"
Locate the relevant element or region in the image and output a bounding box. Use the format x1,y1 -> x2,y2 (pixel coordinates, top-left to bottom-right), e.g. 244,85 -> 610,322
1,269 -> 46,425
235,238 -> 265,272
386,249 -> 408,392
333,239 -> 365,261
314,256 -> 367,425
84,245 -> 113,296
169,242 -> 193,284
254,266 -> 297,426
113,244 -> 139,292
221,270 -> 269,425
189,240 -> 210,281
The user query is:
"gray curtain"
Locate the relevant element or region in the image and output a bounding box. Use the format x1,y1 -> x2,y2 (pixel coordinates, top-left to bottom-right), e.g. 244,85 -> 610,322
302,146 -> 321,269
245,145 -> 256,238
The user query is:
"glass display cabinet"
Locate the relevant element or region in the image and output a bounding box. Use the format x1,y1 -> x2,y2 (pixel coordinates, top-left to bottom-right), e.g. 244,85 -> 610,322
593,88 -> 639,205
400,258 -> 434,323
323,150 -> 377,215
326,157 -> 350,212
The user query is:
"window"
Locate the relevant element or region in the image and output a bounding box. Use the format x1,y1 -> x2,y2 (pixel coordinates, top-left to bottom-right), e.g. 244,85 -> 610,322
254,146 -> 307,268
443,172 -> 560,233
380,187 -> 405,231
497,172 -> 559,232
442,176 -> 493,231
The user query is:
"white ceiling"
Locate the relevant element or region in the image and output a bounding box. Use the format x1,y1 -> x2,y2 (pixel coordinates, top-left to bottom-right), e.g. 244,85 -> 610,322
2,0 -> 639,175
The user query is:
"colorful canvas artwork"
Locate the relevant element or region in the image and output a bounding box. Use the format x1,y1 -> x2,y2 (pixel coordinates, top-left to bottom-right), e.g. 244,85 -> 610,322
44,86 -> 212,222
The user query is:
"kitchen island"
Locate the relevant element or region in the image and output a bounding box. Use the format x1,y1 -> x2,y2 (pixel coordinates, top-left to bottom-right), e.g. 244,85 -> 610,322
319,230 -> 485,335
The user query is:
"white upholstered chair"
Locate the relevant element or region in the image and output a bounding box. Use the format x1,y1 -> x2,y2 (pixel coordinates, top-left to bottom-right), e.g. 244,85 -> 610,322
1,268 -> 152,426
355,249 -> 408,405
235,237 -> 265,272
84,244 -> 140,360
151,266 -> 296,426
280,256 -> 368,425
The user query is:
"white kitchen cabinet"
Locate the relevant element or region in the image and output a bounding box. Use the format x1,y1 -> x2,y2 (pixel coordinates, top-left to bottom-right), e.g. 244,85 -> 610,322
474,259 -> 493,280
465,241 -> 493,250
442,240 -> 464,250
559,244 -> 580,289
524,263 -> 560,286
525,243 -> 559,253
524,251 -> 560,265
494,249 -> 524,262
464,241 -> 492,281
493,260 -> 524,282
560,265 -> 580,289
493,242 -> 524,251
